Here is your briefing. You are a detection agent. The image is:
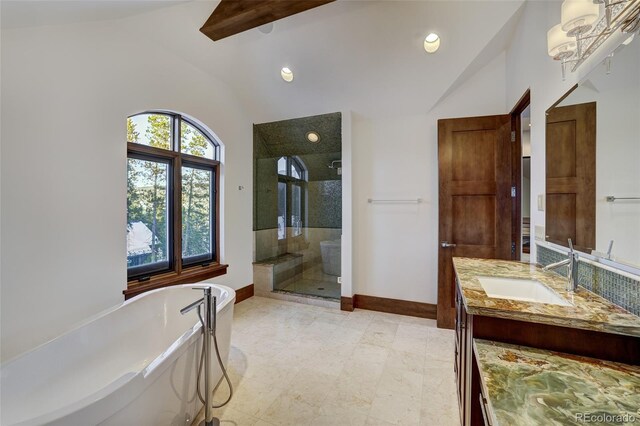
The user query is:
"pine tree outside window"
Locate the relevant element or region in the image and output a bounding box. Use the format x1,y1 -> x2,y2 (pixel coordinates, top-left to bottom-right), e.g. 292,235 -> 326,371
125,112 -> 226,298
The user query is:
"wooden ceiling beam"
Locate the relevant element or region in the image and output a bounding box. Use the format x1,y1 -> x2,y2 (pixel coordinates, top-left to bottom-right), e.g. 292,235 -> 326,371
200,0 -> 336,41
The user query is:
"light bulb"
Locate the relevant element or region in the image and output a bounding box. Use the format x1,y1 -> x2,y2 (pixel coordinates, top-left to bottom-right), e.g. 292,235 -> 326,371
280,67 -> 294,82
424,33 -> 440,53
306,131 -> 320,143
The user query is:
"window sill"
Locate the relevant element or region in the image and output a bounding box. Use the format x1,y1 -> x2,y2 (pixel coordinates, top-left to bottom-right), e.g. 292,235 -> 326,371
124,263 -> 228,300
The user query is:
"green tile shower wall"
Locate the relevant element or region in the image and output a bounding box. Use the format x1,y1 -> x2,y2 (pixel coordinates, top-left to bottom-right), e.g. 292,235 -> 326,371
537,245 -> 640,316
253,174 -> 341,230
253,128 -> 278,231
254,157 -> 278,231
307,180 -> 342,229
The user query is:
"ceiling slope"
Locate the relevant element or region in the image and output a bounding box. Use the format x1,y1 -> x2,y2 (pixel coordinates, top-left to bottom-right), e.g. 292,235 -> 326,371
109,1 -> 524,122
0,0 -> 189,30
429,1 -> 526,112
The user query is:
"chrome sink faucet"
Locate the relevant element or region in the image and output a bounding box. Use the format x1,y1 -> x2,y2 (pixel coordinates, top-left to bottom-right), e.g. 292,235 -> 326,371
543,238 -> 580,292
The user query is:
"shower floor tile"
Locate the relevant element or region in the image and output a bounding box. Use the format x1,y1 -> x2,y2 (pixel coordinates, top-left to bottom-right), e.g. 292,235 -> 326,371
277,263 -> 340,300
279,278 -> 340,300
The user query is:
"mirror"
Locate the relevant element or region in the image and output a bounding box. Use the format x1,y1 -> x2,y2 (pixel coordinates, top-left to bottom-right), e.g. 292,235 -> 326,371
545,34 -> 640,267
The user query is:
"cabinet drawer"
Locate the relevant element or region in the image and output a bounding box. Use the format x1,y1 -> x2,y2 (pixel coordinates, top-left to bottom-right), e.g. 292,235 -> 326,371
479,388 -> 493,426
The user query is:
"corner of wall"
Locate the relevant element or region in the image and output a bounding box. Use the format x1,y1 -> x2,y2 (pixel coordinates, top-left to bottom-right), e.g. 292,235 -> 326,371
341,110 -> 353,298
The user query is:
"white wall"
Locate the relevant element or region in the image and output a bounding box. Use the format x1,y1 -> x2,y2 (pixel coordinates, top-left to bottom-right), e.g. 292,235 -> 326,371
341,111 -> 353,299
352,52 -> 508,303
505,1 -> 638,263
1,20 -> 253,361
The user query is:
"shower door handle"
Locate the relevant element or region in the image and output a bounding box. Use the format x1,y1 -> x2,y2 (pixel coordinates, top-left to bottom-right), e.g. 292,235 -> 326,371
440,241 -> 457,248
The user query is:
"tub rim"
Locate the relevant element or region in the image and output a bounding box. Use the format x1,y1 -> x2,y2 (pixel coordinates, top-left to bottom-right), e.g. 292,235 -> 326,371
1,283 -> 235,365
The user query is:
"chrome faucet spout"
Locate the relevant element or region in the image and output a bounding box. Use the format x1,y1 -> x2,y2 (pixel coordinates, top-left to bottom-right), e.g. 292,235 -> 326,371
179,297 -> 204,315
543,258 -> 570,271
542,238 -> 580,292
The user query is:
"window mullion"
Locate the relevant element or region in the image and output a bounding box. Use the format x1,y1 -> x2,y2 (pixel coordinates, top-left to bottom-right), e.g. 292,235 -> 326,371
173,155 -> 183,275
171,115 -> 182,152
173,115 -> 182,274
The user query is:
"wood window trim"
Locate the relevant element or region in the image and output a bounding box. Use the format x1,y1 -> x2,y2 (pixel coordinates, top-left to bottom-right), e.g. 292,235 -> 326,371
125,117 -> 224,298
124,263 -> 228,300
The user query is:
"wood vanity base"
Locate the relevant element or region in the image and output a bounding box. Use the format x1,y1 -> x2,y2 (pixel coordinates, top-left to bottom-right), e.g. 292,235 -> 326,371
473,315 -> 640,365
455,284 -> 640,426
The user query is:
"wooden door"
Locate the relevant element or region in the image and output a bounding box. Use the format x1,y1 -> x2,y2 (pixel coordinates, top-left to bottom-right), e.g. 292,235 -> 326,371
438,115 -> 513,329
546,102 -> 596,252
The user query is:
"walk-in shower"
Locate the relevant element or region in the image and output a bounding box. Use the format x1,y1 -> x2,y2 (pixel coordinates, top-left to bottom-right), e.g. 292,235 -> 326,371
253,112 -> 342,300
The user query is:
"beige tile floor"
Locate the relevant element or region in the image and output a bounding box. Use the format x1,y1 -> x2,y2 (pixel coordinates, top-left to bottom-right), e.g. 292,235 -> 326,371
203,296 -> 460,426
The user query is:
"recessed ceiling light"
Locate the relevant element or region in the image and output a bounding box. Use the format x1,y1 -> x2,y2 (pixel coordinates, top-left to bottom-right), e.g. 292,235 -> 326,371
424,33 -> 440,53
306,131 -> 320,143
258,23 -> 274,34
281,67 -> 294,82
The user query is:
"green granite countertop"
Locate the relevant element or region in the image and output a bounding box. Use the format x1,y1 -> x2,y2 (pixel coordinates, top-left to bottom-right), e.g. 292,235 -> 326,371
474,339 -> 640,426
453,258 -> 640,337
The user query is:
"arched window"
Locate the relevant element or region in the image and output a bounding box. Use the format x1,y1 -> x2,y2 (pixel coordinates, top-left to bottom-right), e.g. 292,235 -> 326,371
276,156 -> 307,239
126,111 -> 225,297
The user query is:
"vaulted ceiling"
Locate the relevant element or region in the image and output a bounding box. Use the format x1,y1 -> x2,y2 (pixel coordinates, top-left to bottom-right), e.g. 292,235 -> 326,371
111,0 -> 525,122
0,0 -> 189,29
3,0 -> 526,124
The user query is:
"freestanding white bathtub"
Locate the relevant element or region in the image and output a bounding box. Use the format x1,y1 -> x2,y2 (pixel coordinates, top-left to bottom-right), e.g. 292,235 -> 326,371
1,284 -> 235,426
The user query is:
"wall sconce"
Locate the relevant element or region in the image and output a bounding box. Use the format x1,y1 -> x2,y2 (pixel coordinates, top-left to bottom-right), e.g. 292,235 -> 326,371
561,0 -> 600,56
547,0 -> 640,79
547,23 -> 578,79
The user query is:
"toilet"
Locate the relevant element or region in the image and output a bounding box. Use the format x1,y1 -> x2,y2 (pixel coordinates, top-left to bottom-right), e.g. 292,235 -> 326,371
320,239 -> 341,276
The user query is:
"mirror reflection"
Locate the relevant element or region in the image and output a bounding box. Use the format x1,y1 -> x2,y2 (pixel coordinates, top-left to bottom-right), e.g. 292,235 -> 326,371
545,35 -> 640,267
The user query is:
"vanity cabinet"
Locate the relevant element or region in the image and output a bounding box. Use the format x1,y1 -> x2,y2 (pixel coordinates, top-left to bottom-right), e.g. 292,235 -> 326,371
453,278 -> 640,426
454,283 -> 468,423
455,281 -> 486,426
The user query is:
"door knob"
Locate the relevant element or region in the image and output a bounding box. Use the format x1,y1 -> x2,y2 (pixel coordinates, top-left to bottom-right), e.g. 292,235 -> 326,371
441,241 -> 457,248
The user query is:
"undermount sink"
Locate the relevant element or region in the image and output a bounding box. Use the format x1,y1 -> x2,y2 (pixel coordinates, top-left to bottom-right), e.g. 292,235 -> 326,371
477,276 -> 572,307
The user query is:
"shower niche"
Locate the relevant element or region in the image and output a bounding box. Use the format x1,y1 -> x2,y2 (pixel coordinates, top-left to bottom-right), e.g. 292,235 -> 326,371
253,112 -> 342,300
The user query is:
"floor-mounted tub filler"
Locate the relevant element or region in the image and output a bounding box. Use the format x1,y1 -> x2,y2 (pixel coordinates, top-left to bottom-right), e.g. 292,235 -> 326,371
179,286 -> 234,426
0,284 -> 235,426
